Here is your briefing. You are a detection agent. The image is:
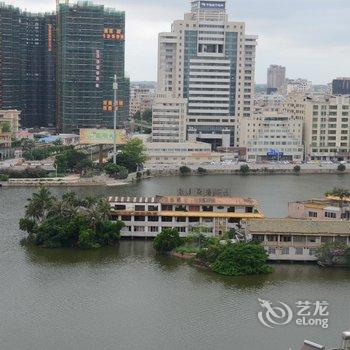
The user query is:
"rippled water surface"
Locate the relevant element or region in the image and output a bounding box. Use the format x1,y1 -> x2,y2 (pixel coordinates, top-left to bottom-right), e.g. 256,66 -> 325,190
0,175 -> 350,350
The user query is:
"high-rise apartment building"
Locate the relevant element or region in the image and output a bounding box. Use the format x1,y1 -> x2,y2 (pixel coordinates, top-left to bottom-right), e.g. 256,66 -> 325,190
56,2 -> 129,132
0,1 -> 129,132
332,78 -> 350,95
0,4 -> 56,127
267,65 -> 286,95
304,95 -> 350,161
155,0 -> 257,148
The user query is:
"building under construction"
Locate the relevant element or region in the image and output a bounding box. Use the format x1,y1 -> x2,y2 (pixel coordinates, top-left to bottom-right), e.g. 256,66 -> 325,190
0,1 -> 129,132
0,3 -> 56,127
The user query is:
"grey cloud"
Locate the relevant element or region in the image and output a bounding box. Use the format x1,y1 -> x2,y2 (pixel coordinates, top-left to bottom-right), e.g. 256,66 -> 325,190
7,0 -> 350,83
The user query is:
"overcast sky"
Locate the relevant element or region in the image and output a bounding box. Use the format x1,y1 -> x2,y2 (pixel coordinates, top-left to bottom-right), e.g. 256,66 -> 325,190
8,0 -> 350,84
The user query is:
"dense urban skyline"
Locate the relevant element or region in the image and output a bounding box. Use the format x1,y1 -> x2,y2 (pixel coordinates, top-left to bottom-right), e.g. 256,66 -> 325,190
8,0 -> 350,84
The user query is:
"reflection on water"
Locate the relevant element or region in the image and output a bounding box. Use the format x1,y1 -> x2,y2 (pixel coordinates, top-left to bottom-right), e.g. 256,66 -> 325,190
1,177 -> 350,350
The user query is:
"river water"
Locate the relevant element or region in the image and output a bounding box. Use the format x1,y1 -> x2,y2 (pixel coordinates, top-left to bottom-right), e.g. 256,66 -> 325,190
0,174 -> 350,350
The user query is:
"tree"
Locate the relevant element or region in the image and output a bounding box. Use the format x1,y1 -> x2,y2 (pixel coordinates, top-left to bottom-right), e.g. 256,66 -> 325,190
20,188 -> 124,249
338,164 -> 346,172
1,121 -> 11,133
240,164 -> 250,175
114,153 -> 138,173
21,138 -> 36,152
293,165 -> 301,174
325,188 -> 350,220
25,187 -> 55,224
142,109 -> 152,123
153,228 -> 183,254
197,167 -> 208,175
121,138 -> 147,167
179,166 -> 191,176
104,163 -> 129,179
212,242 -> 272,276
55,148 -> 92,174
316,242 -> 347,266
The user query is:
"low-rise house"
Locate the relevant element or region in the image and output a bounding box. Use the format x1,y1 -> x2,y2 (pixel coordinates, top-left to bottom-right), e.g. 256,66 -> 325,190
246,219 -> 350,261
289,197 -> 350,221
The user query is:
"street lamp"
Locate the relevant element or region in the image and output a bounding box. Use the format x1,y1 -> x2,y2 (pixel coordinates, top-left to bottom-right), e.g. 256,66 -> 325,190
113,75 -> 118,164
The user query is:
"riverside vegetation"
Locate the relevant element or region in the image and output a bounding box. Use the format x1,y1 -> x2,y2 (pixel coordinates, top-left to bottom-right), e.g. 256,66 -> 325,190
20,187 -> 124,249
153,228 -> 272,277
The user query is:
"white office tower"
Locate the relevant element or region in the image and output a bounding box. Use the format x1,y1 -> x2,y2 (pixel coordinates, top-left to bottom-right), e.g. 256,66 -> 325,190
154,0 -> 257,148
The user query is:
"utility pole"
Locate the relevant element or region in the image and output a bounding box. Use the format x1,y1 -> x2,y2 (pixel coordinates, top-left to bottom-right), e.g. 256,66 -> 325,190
113,75 -> 118,164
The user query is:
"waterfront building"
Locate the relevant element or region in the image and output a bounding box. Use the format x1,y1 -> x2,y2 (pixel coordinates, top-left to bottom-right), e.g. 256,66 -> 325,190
332,77 -> 350,95
109,195 -> 264,238
267,65 -> 286,95
246,219 -> 350,261
237,112 -> 304,162
304,94 -> 350,161
154,0 -> 257,148
56,1 -> 129,132
289,197 -> 350,221
0,3 -> 56,127
0,109 -> 20,160
145,141 -> 220,165
129,85 -> 155,117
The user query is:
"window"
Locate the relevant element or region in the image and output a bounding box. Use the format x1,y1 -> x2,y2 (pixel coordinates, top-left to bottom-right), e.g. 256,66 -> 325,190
295,248 -> 303,255
189,217 -> 200,223
267,235 -> 278,242
325,212 -> 336,219
149,226 -> 159,233
280,236 -> 292,242
309,249 -> 317,256
176,217 -> 186,222
115,205 -> 126,210
148,205 -> 158,211
268,247 -> 276,255
202,206 -> 213,212
293,236 -> 306,243
121,216 -> 131,221
308,211 -> 318,218
134,216 -> 145,222
161,217 -> 172,222
135,205 -> 145,211
161,205 -> 173,211
282,248 -> 290,255
148,216 -> 159,222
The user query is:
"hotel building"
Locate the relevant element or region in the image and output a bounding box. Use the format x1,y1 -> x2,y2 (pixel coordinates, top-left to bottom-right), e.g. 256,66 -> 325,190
109,195 -> 264,238
154,0 -> 257,148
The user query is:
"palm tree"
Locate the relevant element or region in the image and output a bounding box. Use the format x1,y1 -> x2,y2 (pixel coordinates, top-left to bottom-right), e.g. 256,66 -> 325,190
96,198 -> 111,222
325,188 -> 350,220
25,187 -> 54,224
